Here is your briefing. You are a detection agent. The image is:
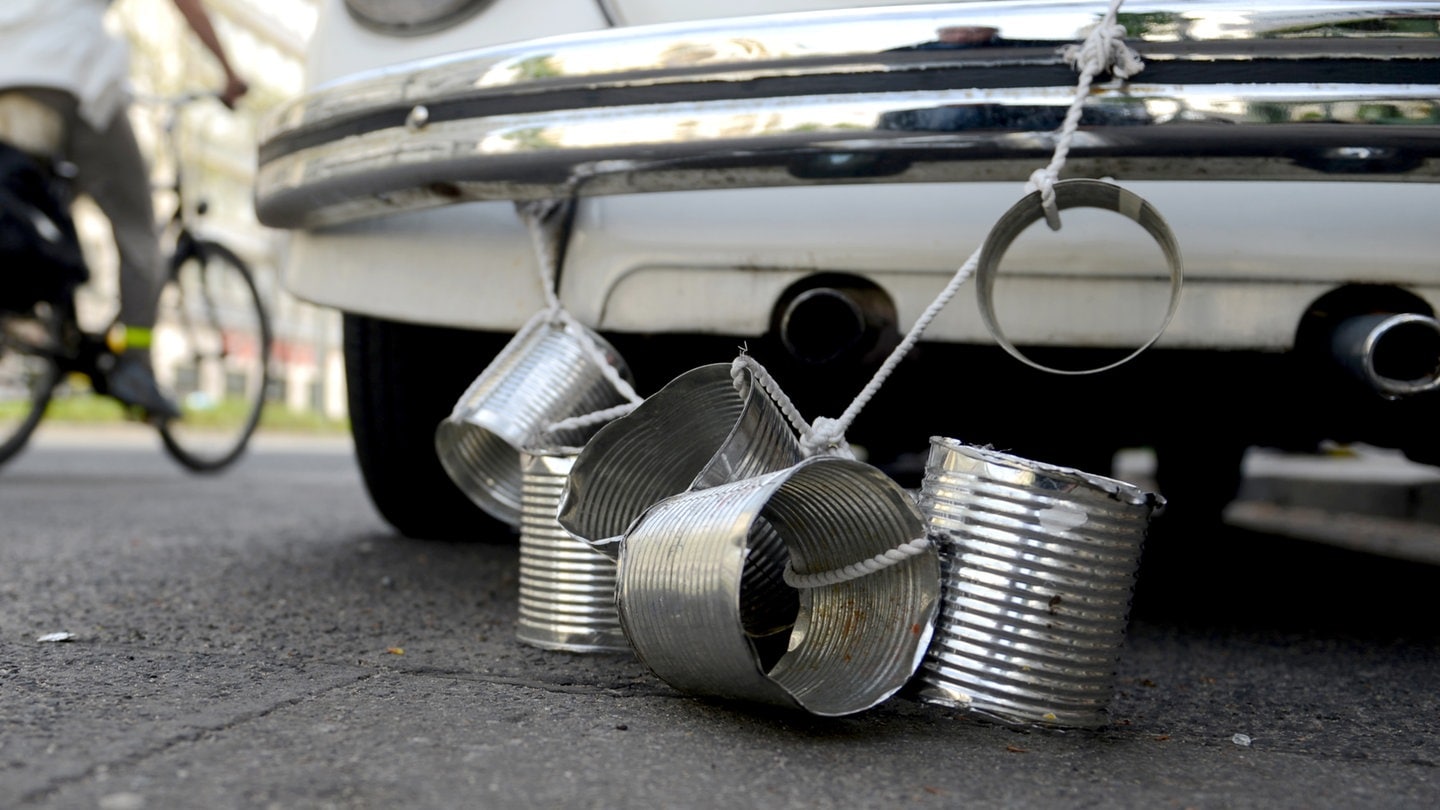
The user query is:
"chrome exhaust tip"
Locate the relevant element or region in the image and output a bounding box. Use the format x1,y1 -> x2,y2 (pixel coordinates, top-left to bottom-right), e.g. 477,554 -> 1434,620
777,283 -> 897,366
1331,312 -> 1440,398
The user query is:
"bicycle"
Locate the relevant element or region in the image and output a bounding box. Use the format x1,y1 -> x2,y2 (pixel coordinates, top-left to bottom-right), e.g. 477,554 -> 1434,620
0,91 -> 271,472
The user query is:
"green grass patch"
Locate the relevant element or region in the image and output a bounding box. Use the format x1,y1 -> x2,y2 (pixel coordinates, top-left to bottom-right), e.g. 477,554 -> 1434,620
42,393 -> 128,423
1,392 -> 349,435
257,403 -> 351,435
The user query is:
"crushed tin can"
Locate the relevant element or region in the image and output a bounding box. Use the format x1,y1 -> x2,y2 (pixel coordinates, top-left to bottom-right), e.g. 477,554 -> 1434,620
914,437 -> 1163,730
515,447 -> 629,653
556,361 -> 802,552
556,362 -> 805,640
435,313 -> 634,527
615,455 -> 940,717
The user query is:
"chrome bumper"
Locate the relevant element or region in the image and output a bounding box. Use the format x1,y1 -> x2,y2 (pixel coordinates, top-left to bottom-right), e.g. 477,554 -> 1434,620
255,1 -> 1440,230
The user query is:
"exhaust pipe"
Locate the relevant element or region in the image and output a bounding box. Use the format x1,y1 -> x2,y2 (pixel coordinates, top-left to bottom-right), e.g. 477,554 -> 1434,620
778,284 -> 897,365
1330,312 -> 1440,398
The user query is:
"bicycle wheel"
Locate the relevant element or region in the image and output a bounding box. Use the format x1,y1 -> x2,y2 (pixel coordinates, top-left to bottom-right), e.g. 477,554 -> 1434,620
0,301 -> 63,466
155,239 -> 271,472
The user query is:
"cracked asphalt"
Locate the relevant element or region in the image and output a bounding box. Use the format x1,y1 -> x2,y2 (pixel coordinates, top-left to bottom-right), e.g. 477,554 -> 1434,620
2,427 -> 1438,809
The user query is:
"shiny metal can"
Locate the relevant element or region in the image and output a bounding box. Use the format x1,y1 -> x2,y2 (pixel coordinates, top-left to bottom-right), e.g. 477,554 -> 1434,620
915,438 -> 1163,729
435,314 -> 633,527
556,362 -> 806,641
516,448 -> 629,653
617,455 -> 940,717
556,362 -> 803,555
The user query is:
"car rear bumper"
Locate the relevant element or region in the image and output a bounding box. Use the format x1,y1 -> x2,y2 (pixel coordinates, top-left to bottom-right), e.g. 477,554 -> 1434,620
255,0 -> 1440,230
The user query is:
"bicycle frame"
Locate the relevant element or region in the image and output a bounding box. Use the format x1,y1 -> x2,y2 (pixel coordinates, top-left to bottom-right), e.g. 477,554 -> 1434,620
145,93 -> 214,266
2,92 -> 271,471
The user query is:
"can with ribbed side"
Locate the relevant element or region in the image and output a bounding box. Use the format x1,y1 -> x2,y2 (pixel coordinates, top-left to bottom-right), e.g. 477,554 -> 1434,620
516,448 -> 629,653
915,438 -> 1163,729
435,313 -> 633,527
617,455 -> 940,716
557,362 -> 805,638
557,362 -> 803,554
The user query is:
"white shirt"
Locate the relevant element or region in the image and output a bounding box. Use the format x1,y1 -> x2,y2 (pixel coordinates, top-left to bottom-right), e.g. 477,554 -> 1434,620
0,0 -> 131,130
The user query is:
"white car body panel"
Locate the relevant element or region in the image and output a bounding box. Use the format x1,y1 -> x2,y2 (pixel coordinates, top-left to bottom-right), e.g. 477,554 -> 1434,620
304,0 -> 611,86
279,0 -> 1440,351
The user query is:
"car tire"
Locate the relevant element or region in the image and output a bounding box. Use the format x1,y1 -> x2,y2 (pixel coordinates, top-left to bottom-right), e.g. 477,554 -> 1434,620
343,312 -> 515,541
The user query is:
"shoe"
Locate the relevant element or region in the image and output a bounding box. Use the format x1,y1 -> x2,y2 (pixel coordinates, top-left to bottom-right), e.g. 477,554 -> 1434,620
106,355 -> 182,423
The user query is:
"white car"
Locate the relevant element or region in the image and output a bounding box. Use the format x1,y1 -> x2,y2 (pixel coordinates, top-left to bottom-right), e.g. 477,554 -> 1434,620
256,0 -> 1440,539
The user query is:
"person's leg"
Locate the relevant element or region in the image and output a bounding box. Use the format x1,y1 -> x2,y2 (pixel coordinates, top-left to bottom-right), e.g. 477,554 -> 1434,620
67,102 -> 164,330
63,100 -> 179,419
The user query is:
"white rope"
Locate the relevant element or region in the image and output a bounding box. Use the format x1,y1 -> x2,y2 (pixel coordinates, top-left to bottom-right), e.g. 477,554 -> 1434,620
828,245 -> 982,439
1024,0 -> 1145,230
535,309 -> 644,438
783,535 -> 933,589
510,200 -> 645,441
545,401 -> 638,435
556,308 -> 644,403
729,354 -> 856,459
516,199 -> 565,312
740,0 -> 1143,456
729,2 -> 1141,589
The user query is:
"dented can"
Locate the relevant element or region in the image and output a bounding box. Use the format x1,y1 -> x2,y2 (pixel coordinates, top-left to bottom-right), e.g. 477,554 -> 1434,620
556,362 -> 807,641
616,455 -> 940,717
557,362 -> 803,555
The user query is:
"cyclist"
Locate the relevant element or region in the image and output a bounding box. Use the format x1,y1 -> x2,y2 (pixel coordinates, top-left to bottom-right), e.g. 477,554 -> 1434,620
0,0 -> 247,422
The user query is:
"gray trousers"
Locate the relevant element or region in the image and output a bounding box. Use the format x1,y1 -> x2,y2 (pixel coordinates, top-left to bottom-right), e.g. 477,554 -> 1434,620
23,88 -> 163,330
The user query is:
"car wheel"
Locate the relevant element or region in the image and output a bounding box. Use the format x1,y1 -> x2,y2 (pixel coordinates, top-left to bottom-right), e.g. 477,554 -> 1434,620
343,313 -> 515,541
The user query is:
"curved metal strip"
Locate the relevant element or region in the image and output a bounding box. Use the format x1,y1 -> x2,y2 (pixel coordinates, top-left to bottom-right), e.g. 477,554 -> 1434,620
974,178 -> 1184,375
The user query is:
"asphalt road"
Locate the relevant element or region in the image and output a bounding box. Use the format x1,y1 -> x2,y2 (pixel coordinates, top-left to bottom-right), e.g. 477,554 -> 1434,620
2,426 -> 1438,809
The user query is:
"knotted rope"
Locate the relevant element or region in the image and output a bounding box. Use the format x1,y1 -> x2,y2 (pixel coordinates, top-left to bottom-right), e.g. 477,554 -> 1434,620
510,199 -> 643,437
1025,0 -> 1146,230
739,0 -> 1146,587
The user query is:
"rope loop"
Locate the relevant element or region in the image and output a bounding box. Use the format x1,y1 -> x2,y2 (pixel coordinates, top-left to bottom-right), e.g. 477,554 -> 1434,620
729,353 -> 752,396
510,198 -> 643,442
1024,168 -> 1063,231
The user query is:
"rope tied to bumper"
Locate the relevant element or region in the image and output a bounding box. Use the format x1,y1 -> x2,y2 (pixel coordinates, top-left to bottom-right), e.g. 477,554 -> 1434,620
724,0 -> 1144,589
748,0 -> 1147,454
510,199 -> 643,437
1025,0 -> 1146,230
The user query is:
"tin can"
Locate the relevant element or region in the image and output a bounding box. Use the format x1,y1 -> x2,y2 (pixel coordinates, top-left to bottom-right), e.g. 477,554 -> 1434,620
556,362 -> 805,640
436,314 -> 633,526
557,362 -> 802,555
516,448 -> 629,653
915,438 -> 1163,729
617,455 -> 940,717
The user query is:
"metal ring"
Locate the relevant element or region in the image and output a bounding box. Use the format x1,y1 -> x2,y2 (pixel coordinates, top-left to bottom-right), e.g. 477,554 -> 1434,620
975,178 -> 1184,376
